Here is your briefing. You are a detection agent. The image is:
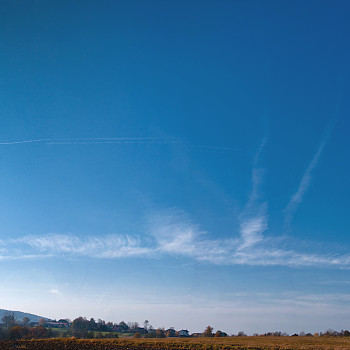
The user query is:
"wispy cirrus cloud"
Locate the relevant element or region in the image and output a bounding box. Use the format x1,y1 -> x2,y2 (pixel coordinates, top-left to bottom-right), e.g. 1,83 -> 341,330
238,211 -> 267,251
148,210 -> 200,256
283,121 -> 335,229
14,233 -> 152,259
1,218 -> 350,268
238,134 -> 268,252
148,213 -> 350,267
1,125 -> 348,268
148,210 -> 237,264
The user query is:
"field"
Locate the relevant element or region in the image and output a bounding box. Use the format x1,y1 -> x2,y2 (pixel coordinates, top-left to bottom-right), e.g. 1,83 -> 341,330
2,337 -> 350,350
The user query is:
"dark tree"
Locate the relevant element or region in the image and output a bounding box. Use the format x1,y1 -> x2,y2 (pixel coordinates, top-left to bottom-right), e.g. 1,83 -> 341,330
1,312 -> 16,332
71,317 -> 89,338
9,326 -> 29,340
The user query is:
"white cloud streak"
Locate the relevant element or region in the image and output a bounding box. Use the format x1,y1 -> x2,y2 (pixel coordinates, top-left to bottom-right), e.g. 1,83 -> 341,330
2,222 -> 350,268
238,213 -> 267,251
238,135 -> 268,252
0,137 -> 180,146
148,211 -> 238,264
0,138 -> 243,154
0,139 -> 52,145
283,140 -> 326,228
0,124 -> 346,268
284,121 -> 335,228
15,234 -> 152,258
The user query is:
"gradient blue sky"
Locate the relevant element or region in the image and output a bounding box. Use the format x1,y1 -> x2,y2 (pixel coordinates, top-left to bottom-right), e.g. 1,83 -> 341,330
1,0 -> 350,334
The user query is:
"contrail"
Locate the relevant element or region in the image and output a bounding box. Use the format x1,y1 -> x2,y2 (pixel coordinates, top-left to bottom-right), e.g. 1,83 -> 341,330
0,138 -> 52,145
283,119 -> 336,229
283,85 -> 342,229
0,137 -> 243,151
0,137 -> 181,145
190,145 -> 242,152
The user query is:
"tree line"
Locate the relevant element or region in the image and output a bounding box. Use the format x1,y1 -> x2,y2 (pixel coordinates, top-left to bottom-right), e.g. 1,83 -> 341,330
1,312 -> 350,340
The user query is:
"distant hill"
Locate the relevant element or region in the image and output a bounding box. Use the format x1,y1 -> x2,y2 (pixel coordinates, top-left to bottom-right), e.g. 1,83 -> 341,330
0,309 -> 49,323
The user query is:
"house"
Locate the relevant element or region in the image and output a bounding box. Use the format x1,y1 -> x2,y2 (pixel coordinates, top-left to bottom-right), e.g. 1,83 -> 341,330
191,333 -> 202,337
45,321 -> 69,328
58,319 -> 69,325
165,328 -> 176,337
179,329 -> 189,337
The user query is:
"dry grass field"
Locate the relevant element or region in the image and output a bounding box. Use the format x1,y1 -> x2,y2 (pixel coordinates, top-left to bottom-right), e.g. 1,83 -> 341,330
2,337 -> 350,350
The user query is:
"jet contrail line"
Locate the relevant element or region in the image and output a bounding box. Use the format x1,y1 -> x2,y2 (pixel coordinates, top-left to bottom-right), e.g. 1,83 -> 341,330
0,137 -> 179,145
0,138 -> 52,145
0,137 -> 242,151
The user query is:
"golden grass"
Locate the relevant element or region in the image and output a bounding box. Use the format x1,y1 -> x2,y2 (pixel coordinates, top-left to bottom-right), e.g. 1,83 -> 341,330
2,336 -> 350,350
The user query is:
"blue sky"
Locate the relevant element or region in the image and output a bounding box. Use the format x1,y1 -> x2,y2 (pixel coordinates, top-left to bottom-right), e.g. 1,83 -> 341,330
1,0 -> 350,334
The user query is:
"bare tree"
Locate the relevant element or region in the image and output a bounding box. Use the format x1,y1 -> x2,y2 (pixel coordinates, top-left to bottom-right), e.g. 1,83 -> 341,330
38,318 -> 46,327
128,321 -> 139,331
22,317 -> 30,327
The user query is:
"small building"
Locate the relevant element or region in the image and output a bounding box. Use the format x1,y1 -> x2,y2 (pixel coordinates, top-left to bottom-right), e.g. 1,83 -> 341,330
191,333 -> 202,337
179,329 -> 189,337
165,328 -> 176,337
45,321 -> 69,328
58,319 -> 69,325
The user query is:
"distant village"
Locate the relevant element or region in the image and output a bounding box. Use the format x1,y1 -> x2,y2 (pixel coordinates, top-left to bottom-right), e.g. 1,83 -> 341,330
1,314 -> 224,339
23,318 -> 196,338
1,313 -> 350,340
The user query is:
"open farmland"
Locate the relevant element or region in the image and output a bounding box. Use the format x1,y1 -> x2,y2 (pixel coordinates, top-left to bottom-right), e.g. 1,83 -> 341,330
2,337 -> 350,350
